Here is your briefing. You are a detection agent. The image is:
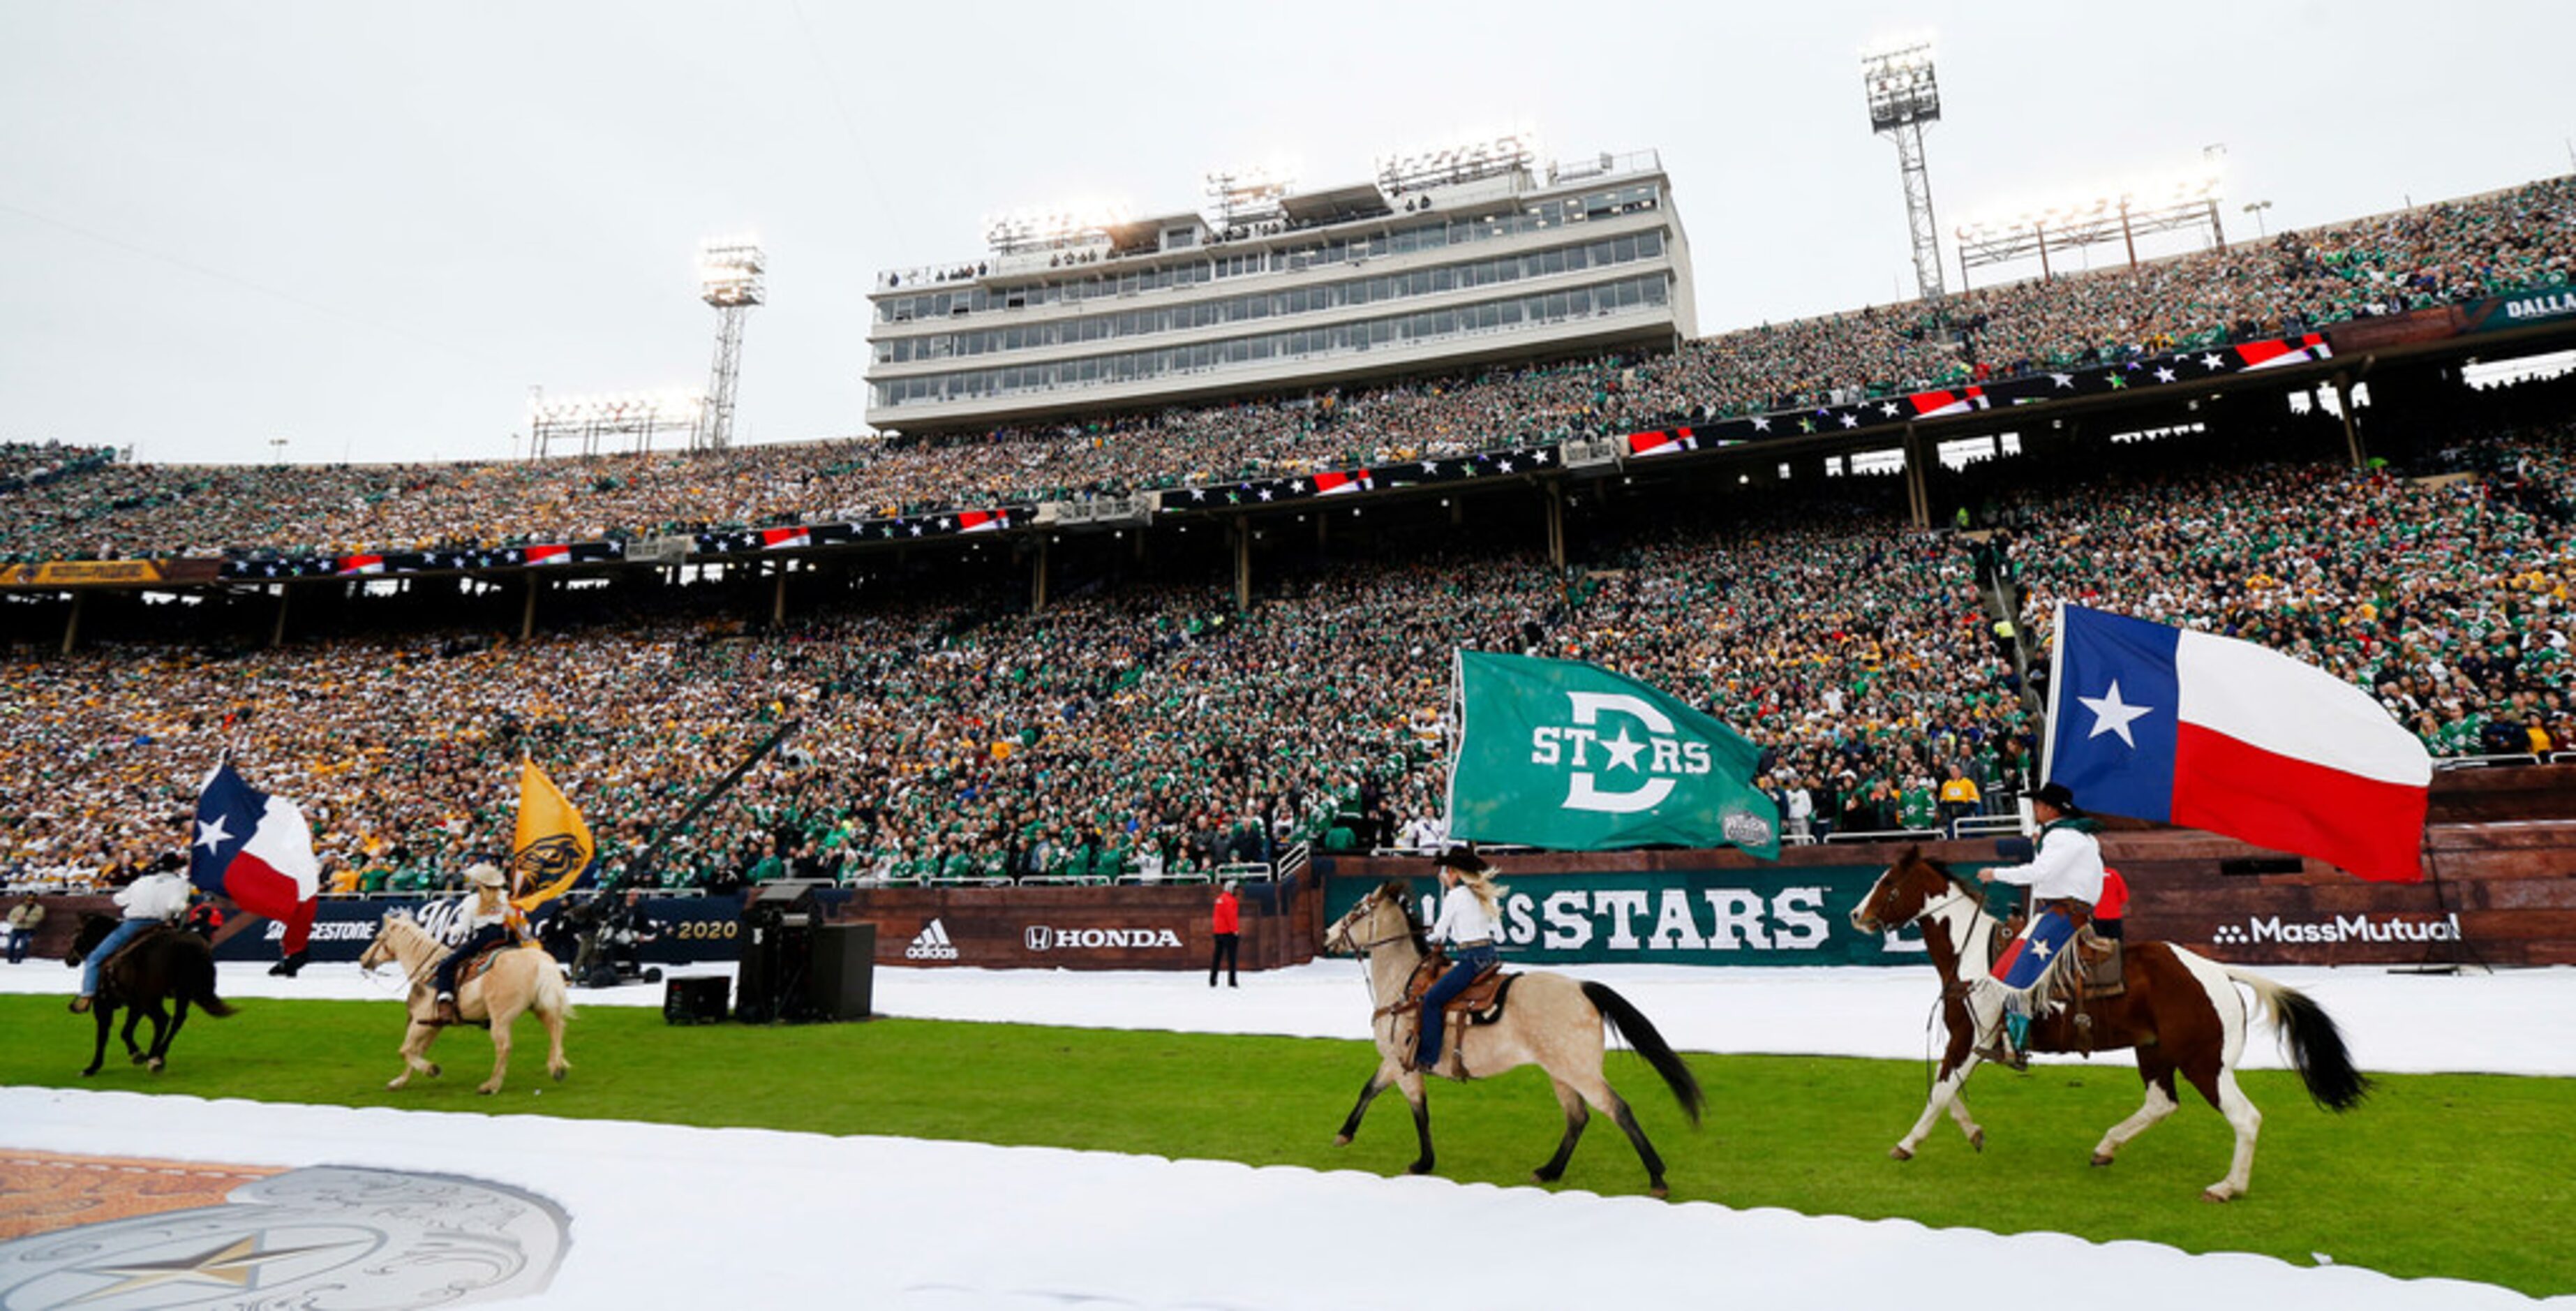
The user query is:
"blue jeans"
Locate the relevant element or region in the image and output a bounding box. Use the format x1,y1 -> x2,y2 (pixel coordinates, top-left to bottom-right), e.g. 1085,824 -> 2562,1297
80,918 -> 155,997
434,925 -> 511,997
1415,943 -> 1498,1066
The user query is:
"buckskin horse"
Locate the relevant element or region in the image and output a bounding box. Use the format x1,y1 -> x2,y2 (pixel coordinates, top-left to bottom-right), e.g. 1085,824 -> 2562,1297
1849,847 -> 2370,1201
359,910 -> 572,1095
66,912 -> 235,1076
1323,880 -> 1704,1197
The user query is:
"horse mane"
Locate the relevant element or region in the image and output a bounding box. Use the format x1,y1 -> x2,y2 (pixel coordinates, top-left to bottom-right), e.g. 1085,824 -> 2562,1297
1376,879 -> 1431,956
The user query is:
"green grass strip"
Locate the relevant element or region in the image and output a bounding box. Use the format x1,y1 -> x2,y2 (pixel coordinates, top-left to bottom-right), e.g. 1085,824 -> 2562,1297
6,997 -> 2567,1296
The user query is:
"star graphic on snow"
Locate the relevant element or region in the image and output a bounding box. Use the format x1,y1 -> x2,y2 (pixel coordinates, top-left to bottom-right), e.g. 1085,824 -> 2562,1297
1600,727 -> 1648,773
1751,417 -> 1771,432
2050,373 -> 2076,389
2154,366 -> 2177,383
2078,679 -> 2155,748
194,814 -> 234,852
2201,353 -> 2226,370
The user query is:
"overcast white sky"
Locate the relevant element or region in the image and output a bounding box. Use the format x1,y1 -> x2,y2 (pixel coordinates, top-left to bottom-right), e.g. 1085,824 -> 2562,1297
3,1 -> 2570,466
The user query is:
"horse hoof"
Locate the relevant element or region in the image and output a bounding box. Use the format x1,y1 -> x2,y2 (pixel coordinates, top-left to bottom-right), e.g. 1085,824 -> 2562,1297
552,1068 -> 567,1083
1648,1183 -> 1670,1200
426,1064 -> 442,1079
479,1086 -> 499,1096
1405,1163 -> 1432,1176
1968,1129 -> 1986,1153
81,1068 -> 99,1079
1888,1146 -> 1913,1162
147,1058 -> 164,1074
2202,1187 -> 2235,1204
131,1052 -> 149,1066
2092,1153 -> 2115,1168
1332,1134 -> 1352,1147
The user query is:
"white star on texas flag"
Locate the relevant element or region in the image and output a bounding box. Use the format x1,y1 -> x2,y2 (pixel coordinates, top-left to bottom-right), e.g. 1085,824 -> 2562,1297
2079,680 -> 2155,748
194,814 -> 234,852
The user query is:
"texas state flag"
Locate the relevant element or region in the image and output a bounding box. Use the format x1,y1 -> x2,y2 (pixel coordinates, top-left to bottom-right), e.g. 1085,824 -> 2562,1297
190,762 -> 324,954
2043,605 -> 2431,882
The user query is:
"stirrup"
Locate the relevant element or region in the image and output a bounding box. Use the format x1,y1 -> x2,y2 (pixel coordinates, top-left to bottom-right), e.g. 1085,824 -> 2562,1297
1975,1042 -> 2029,1072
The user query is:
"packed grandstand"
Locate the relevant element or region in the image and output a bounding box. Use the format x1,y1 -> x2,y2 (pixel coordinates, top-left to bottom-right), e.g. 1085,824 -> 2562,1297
3,172 -> 2573,896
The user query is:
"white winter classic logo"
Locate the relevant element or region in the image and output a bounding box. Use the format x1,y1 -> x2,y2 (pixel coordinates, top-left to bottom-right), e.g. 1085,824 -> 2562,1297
1527,690 -> 1715,814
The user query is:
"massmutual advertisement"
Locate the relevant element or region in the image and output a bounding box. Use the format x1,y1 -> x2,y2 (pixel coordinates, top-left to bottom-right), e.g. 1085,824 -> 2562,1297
1324,867 -> 1926,965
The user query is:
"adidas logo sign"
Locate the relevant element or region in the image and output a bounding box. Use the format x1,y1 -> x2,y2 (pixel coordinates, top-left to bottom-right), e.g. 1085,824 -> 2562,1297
904,918 -> 960,961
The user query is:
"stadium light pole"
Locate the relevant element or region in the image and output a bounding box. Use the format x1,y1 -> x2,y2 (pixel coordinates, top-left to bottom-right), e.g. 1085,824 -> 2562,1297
697,238 -> 766,452
267,436 -> 288,466
2243,200 -> 2274,237
1862,39 -> 1946,300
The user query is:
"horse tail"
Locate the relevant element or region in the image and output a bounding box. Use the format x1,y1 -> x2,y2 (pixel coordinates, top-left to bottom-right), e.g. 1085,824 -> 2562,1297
537,954 -> 576,1021
2223,965 -> 2369,1111
186,944 -> 236,1019
1581,981 -> 1704,1126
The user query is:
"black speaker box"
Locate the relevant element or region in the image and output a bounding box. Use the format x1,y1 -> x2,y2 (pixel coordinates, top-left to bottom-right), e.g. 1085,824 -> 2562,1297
662,975 -> 729,1025
807,923 -> 876,1021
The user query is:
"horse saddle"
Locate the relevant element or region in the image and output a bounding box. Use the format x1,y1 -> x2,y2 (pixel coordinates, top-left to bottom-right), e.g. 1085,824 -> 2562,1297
2074,929 -> 2127,1001
1399,954 -> 1518,1027
97,924 -> 181,977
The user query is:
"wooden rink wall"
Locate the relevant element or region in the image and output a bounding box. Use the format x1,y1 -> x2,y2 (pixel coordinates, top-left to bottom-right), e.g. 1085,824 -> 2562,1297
10,767 -> 2568,970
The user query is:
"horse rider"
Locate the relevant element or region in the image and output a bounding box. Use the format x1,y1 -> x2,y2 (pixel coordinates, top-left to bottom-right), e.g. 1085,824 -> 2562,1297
1413,847 -> 1507,1075
431,862 -> 526,1025
1971,780 -> 2104,1069
73,852 -> 191,1013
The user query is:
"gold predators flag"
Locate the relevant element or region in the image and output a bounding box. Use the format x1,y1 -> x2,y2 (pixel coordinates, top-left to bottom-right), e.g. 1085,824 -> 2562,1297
511,757 -> 595,911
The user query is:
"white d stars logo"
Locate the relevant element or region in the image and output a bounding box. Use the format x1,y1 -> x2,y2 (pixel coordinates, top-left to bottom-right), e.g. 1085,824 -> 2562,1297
2078,680 -> 2156,748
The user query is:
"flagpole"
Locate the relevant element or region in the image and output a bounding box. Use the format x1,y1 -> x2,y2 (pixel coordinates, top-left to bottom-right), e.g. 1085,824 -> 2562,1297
2037,600 -> 2068,786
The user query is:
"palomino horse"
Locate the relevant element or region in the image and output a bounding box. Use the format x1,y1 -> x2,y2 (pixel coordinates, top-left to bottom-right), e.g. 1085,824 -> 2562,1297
358,912 -> 572,1095
1849,847 -> 2369,1201
66,913 -> 234,1077
1323,880 -> 1704,1197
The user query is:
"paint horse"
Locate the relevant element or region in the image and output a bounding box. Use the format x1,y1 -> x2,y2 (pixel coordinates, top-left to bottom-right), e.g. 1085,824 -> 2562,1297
1850,847 -> 2369,1201
1323,880 -> 1704,1197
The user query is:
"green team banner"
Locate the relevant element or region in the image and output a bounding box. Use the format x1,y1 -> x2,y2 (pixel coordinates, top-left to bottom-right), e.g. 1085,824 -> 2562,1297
2459,286 -> 2576,334
1447,651 -> 1781,859
1323,868 -> 1927,965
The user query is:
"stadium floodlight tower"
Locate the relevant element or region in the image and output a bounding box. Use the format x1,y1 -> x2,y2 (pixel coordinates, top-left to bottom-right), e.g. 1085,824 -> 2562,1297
1862,38 -> 1946,300
695,237 -> 766,452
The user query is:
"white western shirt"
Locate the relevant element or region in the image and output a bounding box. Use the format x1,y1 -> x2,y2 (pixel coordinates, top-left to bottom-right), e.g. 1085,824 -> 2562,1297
1985,824 -> 2106,905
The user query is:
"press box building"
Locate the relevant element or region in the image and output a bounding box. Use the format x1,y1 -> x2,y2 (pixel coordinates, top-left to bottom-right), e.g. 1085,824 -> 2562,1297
864,143 -> 1696,432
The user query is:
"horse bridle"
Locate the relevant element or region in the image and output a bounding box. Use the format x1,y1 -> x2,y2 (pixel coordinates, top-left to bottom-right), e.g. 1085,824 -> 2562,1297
1333,892 -> 1417,956
1857,870 -> 1976,935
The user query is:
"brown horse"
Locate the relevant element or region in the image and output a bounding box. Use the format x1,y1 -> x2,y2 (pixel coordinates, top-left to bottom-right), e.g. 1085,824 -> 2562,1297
358,911 -> 572,1095
66,913 -> 235,1077
1849,847 -> 2369,1201
1323,880 -> 1704,1197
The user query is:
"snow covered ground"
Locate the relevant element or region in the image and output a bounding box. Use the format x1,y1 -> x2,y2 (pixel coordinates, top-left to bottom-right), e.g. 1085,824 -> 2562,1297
3,958 -> 2568,1309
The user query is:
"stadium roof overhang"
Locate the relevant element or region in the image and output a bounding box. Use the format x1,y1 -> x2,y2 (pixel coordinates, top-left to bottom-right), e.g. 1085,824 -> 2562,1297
1279,183 -> 1392,227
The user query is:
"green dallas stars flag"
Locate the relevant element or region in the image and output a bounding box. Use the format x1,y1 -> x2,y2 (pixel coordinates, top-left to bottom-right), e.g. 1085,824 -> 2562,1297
1445,651 -> 1781,859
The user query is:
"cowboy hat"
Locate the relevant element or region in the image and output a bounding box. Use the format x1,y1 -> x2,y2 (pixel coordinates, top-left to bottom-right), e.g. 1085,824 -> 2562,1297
2032,782 -> 2081,815
463,862 -> 508,889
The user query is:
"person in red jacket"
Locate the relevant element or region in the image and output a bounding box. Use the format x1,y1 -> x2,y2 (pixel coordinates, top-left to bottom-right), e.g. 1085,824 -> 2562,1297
2094,866 -> 2131,941
1209,880 -> 1240,988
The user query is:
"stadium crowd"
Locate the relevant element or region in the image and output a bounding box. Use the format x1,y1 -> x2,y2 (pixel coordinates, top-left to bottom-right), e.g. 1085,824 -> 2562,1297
3,175 -> 2571,566
6,417 -> 2570,893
